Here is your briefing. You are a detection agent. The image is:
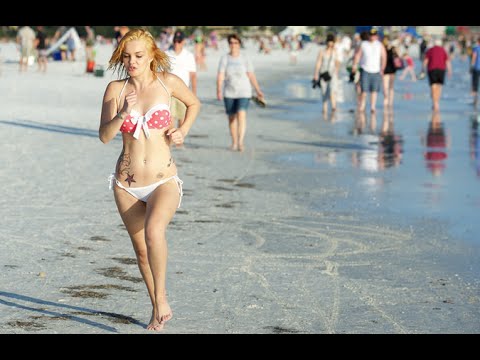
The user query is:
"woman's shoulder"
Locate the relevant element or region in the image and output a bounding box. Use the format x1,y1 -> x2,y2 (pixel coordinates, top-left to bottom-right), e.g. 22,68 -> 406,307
157,70 -> 174,79
156,71 -> 181,86
104,78 -> 127,94
107,78 -> 128,89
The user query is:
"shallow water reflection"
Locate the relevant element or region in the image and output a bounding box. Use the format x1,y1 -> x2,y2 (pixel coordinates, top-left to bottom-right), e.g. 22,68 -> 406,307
422,111 -> 448,177
272,72 -> 480,244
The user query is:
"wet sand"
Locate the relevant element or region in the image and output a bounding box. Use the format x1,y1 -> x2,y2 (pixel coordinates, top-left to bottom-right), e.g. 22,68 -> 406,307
0,40 -> 478,333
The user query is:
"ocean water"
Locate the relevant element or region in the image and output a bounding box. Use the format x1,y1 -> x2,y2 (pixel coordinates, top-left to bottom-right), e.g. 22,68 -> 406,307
270,56 -> 480,246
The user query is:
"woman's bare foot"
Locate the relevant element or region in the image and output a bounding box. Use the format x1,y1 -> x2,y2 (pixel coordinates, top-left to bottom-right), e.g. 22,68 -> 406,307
147,309 -> 163,331
238,144 -> 244,152
230,144 -> 238,151
155,296 -> 173,326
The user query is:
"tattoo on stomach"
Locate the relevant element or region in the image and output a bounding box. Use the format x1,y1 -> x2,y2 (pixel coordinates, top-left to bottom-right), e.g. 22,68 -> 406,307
117,153 -> 136,187
116,153 -> 131,177
116,154 -> 173,185
125,173 -> 136,186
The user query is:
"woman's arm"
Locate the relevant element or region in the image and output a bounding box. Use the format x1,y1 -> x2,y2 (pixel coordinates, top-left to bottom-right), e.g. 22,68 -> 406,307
98,81 -> 135,144
246,72 -> 263,99
314,49 -> 324,80
216,71 -> 224,100
380,45 -> 387,74
352,47 -> 362,72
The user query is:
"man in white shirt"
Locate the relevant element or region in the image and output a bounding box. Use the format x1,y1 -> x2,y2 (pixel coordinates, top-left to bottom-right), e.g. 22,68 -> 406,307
166,31 -> 197,128
352,28 -> 387,113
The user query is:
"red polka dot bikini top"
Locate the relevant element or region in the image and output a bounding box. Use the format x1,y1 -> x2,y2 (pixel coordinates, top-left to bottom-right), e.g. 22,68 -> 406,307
117,76 -> 172,139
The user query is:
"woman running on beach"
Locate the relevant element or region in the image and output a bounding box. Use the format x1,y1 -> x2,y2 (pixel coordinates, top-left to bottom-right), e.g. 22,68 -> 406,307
216,33 -> 264,152
99,28 -> 200,331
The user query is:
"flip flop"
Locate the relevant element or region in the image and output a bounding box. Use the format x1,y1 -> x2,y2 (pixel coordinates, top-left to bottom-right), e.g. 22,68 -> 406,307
252,96 -> 267,108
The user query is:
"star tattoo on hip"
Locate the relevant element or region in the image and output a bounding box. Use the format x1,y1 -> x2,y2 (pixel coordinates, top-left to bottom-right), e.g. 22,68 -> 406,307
125,173 -> 136,187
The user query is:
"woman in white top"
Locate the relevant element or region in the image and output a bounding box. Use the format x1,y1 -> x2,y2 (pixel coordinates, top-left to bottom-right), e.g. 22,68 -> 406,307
313,33 -> 340,115
216,34 -> 264,152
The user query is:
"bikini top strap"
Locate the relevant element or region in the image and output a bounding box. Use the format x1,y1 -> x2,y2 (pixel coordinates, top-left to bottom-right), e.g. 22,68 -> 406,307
156,75 -> 171,107
117,77 -> 129,105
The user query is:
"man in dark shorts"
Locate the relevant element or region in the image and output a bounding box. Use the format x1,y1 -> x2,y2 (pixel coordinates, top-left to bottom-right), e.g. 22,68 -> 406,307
422,38 -> 452,111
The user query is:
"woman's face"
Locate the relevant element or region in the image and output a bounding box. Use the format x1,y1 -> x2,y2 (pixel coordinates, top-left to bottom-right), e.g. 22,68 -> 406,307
122,39 -> 152,76
228,38 -> 241,50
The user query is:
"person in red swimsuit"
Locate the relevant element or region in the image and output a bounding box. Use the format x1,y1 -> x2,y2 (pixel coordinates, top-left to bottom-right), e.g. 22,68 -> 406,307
99,28 -> 201,331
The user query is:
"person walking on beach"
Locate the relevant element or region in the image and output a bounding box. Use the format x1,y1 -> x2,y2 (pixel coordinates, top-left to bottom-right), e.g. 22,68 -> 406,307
216,33 -> 264,152
470,37 -> 480,108
352,28 -> 387,113
16,26 -> 36,72
422,38 -> 452,112
35,26 -> 48,73
381,35 -> 399,108
194,34 -> 207,71
84,25 -> 96,72
166,31 -> 197,130
313,33 -> 340,115
99,28 -> 201,331
398,52 -> 417,82
419,36 -> 428,62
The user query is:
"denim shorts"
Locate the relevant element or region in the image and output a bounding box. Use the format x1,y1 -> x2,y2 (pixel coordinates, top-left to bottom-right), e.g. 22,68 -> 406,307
360,70 -> 381,93
224,97 -> 250,115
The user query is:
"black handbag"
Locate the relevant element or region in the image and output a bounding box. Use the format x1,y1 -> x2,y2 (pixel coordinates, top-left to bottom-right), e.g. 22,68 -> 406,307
319,51 -> 333,82
319,71 -> 331,82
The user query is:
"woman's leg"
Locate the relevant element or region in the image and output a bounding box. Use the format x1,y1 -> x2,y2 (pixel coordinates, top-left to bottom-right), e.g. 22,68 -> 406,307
321,82 -> 329,114
144,179 -> 181,328
237,110 -> 247,152
113,186 -> 161,330
228,114 -> 238,150
382,74 -> 390,107
389,74 -> 396,108
330,82 -> 337,111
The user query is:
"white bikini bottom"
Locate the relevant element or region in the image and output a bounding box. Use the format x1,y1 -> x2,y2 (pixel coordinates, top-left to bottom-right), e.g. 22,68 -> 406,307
108,173 -> 183,207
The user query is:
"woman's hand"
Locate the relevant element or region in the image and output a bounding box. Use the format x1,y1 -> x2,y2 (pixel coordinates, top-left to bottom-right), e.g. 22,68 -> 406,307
166,128 -> 185,145
122,90 -> 137,113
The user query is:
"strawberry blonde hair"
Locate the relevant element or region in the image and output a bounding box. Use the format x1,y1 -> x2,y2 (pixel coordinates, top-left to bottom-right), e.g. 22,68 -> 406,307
108,28 -> 171,78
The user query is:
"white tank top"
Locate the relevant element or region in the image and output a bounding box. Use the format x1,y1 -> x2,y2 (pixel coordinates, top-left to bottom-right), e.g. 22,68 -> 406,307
360,40 -> 382,73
